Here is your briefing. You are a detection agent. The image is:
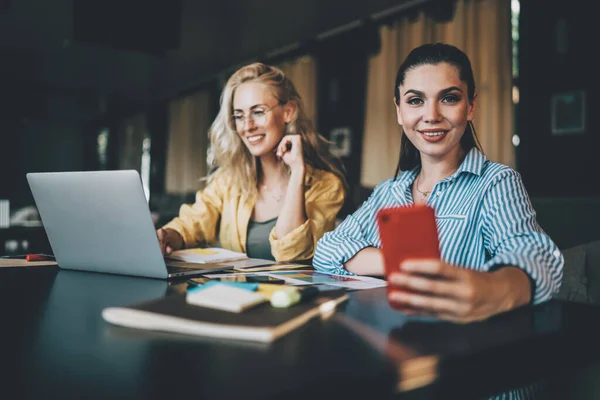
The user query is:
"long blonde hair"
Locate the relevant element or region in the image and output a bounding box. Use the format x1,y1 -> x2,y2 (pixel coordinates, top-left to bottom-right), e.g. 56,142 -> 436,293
206,62 -> 346,196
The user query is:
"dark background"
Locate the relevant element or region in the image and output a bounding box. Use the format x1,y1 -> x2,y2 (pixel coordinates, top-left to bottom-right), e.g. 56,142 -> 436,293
0,0 -> 432,207
515,0 -> 596,196
0,0 -> 598,248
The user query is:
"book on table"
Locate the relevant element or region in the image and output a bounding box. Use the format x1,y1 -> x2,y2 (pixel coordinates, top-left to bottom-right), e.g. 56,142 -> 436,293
166,247 -> 249,264
102,289 -> 349,343
166,247 -> 279,269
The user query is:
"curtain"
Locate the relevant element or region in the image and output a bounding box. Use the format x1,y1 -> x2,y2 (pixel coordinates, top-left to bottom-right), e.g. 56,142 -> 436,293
279,55 -> 318,127
361,0 -> 513,188
165,90 -> 211,194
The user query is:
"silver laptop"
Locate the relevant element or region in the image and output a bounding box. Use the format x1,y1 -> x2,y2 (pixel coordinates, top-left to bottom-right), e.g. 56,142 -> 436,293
26,170 -> 233,279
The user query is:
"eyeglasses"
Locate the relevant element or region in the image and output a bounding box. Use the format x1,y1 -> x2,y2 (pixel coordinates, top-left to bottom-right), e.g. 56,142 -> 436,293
232,104 -> 280,127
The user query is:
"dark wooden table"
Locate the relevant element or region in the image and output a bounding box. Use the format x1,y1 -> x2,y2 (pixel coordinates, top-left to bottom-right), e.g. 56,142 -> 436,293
2,266 -> 600,400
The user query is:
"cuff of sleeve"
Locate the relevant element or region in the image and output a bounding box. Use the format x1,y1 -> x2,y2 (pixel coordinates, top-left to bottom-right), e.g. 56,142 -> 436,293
269,219 -> 312,262
312,236 -> 372,276
484,253 -> 558,305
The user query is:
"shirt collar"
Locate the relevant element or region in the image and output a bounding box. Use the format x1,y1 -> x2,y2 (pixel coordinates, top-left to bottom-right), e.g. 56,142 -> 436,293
454,147 -> 487,177
392,167 -> 418,194
392,147 -> 487,190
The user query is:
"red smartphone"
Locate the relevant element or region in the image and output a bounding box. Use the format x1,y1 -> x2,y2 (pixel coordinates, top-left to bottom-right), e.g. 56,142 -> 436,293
376,205 -> 441,306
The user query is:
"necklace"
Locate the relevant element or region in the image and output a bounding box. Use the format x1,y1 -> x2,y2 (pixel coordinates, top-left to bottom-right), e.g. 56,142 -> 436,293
415,175 -> 431,199
260,183 -> 286,202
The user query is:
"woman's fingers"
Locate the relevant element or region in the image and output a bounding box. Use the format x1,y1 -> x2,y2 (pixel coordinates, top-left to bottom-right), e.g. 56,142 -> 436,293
387,264 -> 498,322
277,136 -> 304,172
276,136 -> 294,157
277,135 -> 302,156
157,228 -> 177,256
388,272 -> 459,298
156,229 -> 166,255
389,290 -> 463,315
275,139 -> 287,157
400,259 -> 459,280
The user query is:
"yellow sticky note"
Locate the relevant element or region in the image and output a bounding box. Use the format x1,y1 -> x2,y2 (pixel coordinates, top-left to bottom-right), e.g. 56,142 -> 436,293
186,249 -> 219,255
257,284 -> 289,300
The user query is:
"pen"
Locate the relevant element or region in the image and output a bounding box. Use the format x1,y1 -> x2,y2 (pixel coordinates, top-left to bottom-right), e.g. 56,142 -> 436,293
26,254 -> 55,262
0,254 -> 55,261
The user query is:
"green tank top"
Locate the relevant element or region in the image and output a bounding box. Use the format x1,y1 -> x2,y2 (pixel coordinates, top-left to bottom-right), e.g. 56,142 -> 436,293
246,217 -> 277,261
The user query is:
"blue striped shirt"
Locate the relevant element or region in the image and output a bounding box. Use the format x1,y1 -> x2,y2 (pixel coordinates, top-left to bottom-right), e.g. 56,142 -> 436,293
314,148 -> 563,304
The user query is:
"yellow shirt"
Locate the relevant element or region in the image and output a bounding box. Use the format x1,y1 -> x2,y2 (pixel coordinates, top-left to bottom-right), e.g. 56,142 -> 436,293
163,166 -> 345,262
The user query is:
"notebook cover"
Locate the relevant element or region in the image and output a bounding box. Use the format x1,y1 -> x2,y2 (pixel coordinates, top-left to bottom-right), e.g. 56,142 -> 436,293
102,289 -> 348,343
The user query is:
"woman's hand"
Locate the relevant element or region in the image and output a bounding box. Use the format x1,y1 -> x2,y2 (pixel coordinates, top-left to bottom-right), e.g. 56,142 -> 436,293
387,259 -> 532,323
276,134 -> 304,172
156,228 -> 184,256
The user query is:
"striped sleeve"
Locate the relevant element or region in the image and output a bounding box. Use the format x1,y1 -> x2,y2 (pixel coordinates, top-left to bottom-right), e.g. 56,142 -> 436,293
481,170 -> 564,304
313,183 -> 386,275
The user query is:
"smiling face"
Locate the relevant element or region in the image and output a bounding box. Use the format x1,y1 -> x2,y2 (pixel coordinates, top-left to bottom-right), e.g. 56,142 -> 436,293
395,62 -> 476,164
232,82 -> 294,158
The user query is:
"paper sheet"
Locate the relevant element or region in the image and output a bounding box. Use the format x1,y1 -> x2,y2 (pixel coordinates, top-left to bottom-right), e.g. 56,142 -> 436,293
222,258 -> 276,269
232,263 -> 307,272
204,270 -> 387,290
167,247 -> 248,264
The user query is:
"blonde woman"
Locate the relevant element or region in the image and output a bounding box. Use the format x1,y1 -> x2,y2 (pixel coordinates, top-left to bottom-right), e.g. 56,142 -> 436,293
157,63 -> 346,262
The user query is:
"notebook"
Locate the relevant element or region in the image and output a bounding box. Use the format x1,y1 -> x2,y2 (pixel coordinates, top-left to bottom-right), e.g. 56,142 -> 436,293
102,289 -> 349,343
26,170 -> 233,279
167,247 -> 249,263
167,248 -> 278,270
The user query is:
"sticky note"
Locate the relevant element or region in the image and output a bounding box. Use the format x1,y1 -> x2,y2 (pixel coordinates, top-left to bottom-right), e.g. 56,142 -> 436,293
186,249 -> 219,255
188,281 -> 259,292
186,283 -> 266,313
